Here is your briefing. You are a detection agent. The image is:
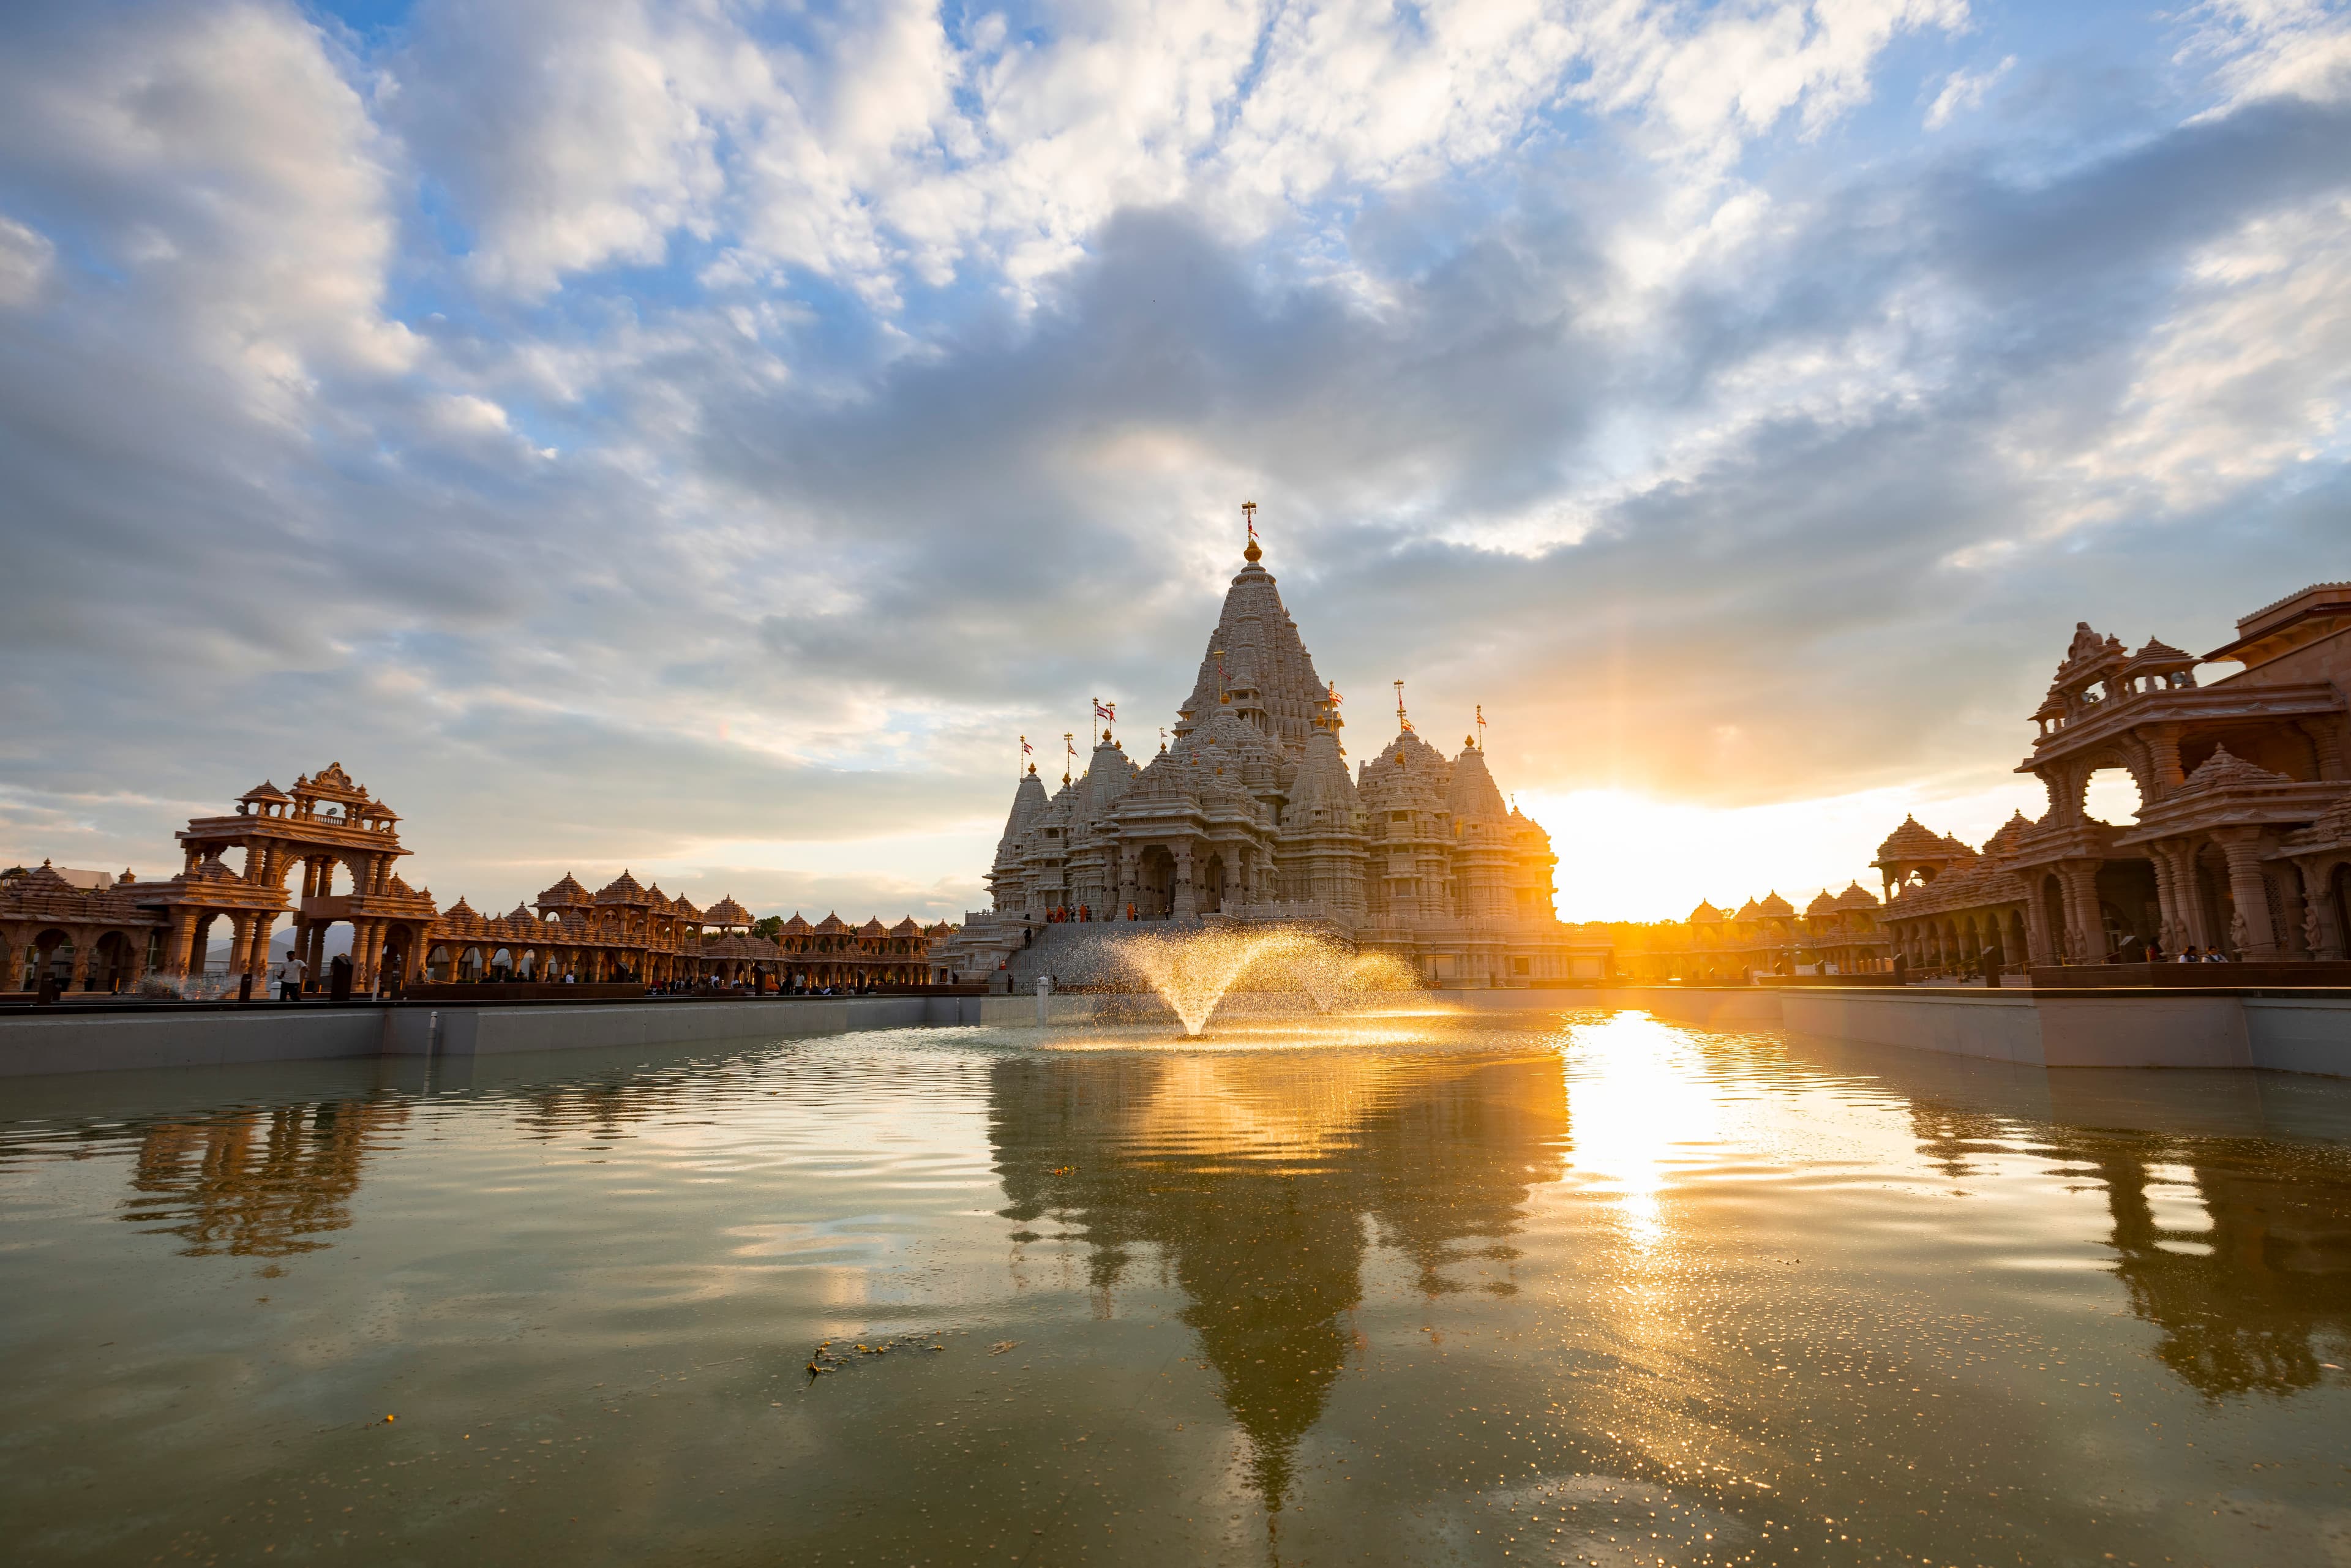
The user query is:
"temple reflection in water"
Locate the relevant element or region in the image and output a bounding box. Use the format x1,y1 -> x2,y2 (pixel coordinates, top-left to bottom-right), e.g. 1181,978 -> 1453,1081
8,1036 -> 2340,1437
2075,1131 -> 2350,1398
987,1047 -> 1572,1514
1908,1093 -> 2351,1400
121,1097 -> 410,1257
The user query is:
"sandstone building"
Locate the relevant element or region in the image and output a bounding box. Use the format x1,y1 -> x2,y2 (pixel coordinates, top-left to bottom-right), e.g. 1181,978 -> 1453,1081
1622,579 -> 2351,979
1,763 -> 948,996
1876,581 -> 2351,970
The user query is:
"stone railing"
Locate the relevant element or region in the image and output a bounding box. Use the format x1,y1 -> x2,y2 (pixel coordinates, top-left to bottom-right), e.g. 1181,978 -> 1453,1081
1211,900 -> 1344,926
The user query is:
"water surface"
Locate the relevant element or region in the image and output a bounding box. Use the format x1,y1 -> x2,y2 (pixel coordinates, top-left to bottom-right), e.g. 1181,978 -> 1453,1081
4,1008 -> 2349,1566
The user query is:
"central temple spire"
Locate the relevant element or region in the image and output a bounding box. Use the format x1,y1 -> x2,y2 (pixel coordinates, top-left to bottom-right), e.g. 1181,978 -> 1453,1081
1171,505 -> 1325,758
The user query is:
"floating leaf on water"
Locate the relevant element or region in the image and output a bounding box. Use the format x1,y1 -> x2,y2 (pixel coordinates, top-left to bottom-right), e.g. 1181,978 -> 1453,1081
989,1341 -> 1019,1356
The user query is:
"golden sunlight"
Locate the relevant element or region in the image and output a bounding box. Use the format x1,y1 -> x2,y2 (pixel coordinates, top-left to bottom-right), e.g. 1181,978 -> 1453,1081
1564,1014 -> 1723,1253
1519,781 -> 2051,923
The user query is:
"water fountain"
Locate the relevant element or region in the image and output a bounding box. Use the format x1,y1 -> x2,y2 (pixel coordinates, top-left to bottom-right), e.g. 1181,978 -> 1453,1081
1109,926 -> 1420,1037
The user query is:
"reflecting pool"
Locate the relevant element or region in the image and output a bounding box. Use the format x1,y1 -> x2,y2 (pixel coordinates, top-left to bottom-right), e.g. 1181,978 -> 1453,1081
4,1010 -> 2350,1566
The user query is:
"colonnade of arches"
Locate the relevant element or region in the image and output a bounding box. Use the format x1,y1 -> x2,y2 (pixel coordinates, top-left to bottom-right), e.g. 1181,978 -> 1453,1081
408,941 -> 933,991
1889,907 -> 2028,977
4,925 -> 159,994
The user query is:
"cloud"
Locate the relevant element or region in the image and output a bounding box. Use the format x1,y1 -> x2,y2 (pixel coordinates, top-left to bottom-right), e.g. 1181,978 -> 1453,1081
0,1 -> 415,411
1925,54 -> 2014,129
0,214 -> 53,306
2188,0 -> 2351,112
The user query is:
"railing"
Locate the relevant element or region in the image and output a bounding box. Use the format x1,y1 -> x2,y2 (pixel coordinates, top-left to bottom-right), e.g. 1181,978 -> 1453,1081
1211,900 -> 1338,923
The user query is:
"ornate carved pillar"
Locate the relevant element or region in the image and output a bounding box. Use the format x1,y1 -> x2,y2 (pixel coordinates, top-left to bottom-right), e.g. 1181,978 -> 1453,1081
2144,724 -> 2186,800
2298,859 -> 2347,959
1117,843 -> 1138,918
2059,860 -> 2104,962
0,931 -> 21,993
2015,877 -> 2049,966
225,914 -> 255,985
2297,719 -> 2347,782
66,929 -> 93,991
2145,841 -> 2185,953
2275,871 -> 2312,957
306,920 -> 329,985
1171,844 -> 1198,920
162,910 -> 195,978
244,912 -> 277,980
2211,829 -> 2279,958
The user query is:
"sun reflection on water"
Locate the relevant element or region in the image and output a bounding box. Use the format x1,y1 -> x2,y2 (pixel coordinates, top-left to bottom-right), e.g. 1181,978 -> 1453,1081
1565,1012 -> 1724,1253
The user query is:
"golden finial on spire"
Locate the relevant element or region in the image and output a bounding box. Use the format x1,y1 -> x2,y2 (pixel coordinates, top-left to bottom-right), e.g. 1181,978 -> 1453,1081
1242,501 -> 1261,563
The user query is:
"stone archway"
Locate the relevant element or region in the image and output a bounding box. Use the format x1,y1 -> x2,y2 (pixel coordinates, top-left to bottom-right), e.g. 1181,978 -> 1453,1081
28,928 -> 70,991
90,930 -> 137,992
382,925 -> 415,987
1138,846 -> 1176,918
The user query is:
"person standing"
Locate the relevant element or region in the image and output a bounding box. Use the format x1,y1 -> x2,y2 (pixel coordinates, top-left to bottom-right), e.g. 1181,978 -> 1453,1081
281,951 -> 307,1002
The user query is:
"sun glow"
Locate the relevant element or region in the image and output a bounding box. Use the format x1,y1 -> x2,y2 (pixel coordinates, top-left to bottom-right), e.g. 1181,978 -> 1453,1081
1518,781 -> 2050,923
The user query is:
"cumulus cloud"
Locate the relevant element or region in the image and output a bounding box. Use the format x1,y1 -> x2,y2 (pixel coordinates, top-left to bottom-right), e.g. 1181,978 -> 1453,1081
0,0 -> 2346,918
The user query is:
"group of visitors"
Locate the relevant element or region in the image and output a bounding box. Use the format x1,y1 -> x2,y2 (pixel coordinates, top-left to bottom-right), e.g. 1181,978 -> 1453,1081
1043,903 -> 1147,923
2140,940 -> 2233,963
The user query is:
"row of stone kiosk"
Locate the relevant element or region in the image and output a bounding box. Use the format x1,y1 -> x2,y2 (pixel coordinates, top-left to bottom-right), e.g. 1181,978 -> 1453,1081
1,763 -> 952,999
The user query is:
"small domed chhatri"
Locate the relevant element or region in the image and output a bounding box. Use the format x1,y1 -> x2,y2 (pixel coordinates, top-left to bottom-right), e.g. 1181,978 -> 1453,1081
936,511 -> 1610,988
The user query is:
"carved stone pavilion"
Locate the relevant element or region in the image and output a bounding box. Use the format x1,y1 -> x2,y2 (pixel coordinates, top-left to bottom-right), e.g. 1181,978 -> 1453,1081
1,762 -> 951,996
1619,579 -> 2351,979
1871,582 -> 2351,970
939,531 -> 1610,987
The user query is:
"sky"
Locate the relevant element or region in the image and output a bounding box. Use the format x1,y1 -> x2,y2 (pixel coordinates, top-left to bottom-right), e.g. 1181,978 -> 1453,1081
1,0 -> 2346,925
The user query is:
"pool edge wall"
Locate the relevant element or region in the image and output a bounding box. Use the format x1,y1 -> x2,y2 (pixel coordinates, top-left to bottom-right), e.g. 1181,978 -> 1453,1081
1,988 -> 2343,1078
0,995 -> 993,1078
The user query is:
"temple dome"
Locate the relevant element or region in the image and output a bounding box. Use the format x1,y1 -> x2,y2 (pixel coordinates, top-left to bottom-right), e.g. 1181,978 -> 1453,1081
538,872 -> 592,907
1445,743 -> 1509,825
1288,722 -> 1361,828
2181,743 -> 2291,791
594,870 -> 649,904
1875,815 -> 1950,862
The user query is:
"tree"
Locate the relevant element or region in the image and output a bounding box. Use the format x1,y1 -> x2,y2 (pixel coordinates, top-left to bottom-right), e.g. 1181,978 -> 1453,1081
750,915 -> 784,940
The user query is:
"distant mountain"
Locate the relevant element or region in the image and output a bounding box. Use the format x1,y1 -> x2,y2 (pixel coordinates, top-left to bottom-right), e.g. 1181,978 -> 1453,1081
204,926 -> 356,965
